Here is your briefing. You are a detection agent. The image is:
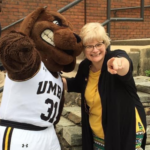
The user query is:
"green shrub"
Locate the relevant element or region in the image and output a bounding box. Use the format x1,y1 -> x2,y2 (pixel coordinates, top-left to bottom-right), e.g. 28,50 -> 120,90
145,70 -> 150,77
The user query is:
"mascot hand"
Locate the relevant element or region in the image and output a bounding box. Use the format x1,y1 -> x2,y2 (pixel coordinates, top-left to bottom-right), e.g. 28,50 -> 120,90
0,31 -> 41,80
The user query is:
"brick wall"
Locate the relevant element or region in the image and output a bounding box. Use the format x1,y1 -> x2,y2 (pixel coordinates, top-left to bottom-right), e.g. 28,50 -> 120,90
0,0 -> 150,40
0,0 -> 2,12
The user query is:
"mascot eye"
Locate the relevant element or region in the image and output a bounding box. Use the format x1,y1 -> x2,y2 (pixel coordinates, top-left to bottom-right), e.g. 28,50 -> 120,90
53,20 -> 60,26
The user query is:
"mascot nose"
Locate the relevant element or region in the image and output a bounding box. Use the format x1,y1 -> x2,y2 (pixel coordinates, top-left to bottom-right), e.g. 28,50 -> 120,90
73,33 -> 81,43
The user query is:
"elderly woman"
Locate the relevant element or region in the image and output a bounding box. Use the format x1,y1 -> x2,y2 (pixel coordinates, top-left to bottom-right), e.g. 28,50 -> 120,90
62,22 -> 146,150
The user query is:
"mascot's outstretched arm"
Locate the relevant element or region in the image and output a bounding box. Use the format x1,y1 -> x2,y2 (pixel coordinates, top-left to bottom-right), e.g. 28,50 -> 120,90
0,31 -> 41,81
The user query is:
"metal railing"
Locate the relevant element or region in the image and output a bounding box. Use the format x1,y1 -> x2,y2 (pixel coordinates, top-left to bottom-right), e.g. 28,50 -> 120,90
1,0 -> 147,40
1,0 -> 82,31
58,0 -> 82,13
101,0 -> 145,50
102,0 -> 144,34
111,5 -> 150,11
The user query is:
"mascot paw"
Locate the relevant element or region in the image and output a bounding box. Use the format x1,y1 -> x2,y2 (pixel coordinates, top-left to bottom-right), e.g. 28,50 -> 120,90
0,31 -> 41,80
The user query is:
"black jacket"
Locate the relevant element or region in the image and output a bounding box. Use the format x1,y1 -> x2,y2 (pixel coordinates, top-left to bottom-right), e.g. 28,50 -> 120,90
66,49 -> 147,150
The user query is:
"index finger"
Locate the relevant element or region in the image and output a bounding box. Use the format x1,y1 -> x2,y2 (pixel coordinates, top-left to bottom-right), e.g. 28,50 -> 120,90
107,57 -> 115,66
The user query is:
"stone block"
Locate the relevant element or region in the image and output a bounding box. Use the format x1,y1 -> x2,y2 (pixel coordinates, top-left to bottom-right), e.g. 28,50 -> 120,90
71,146 -> 82,150
64,91 -> 80,105
146,145 -> 150,150
145,108 -> 150,115
64,106 -> 81,124
139,48 -> 150,76
128,52 -> 140,76
146,134 -> 150,144
147,116 -> 150,125
142,103 -> 150,107
137,92 -> 150,103
57,134 -> 70,149
130,48 -> 140,52
134,76 -> 150,83
68,112 -> 81,124
136,82 -> 150,94
75,96 -> 81,107
56,117 -> 75,134
134,76 -> 150,94
63,126 -> 82,146
147,125 -> 150,135
56,126 -> 63,134
62,109 -> 68,116
63,106 -> 81,116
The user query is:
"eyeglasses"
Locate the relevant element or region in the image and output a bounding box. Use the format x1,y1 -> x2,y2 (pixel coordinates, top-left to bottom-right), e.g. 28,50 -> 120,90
84,41 -> 104,52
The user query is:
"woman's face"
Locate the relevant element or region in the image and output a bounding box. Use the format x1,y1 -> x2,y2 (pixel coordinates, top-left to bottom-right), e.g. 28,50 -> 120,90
84,40 -> 106,63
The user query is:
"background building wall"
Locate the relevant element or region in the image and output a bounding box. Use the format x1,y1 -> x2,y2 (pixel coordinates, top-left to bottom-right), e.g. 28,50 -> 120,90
0,0 -> 2,12
0,0 -> 150,40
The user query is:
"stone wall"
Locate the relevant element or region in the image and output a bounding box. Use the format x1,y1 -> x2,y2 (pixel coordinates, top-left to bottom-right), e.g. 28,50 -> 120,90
129,47 -> 150,76
56,76 -> 150,150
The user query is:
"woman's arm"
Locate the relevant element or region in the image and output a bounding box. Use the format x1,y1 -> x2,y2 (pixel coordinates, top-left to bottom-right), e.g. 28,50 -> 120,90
62,60 -> 85,93
62,77 -> 68,91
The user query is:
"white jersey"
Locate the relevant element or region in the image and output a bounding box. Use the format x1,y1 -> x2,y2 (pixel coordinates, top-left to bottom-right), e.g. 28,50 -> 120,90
0,62 -> 63,127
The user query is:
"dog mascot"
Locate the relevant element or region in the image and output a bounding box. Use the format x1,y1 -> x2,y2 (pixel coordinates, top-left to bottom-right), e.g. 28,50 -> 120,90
0,7 -> 82,150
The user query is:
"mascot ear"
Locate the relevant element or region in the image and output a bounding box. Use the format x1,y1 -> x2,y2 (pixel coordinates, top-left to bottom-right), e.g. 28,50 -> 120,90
20,7 -> 45,36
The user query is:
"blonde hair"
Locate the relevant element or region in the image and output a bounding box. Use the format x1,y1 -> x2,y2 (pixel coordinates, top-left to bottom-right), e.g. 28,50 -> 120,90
79,22 -> 111,48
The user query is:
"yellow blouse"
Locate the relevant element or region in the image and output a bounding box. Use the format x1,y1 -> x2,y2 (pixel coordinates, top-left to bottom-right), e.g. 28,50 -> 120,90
85,69 -> 104,139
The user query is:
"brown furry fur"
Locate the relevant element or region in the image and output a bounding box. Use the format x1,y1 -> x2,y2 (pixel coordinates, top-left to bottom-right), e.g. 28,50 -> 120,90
0,31 -> 41,80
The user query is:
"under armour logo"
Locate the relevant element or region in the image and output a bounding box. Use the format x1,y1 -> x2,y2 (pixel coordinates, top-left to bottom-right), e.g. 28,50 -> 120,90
22,144 -> 28,148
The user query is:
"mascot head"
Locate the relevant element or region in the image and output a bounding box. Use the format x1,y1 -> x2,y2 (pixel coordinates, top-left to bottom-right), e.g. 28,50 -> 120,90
20,7 -> 83,73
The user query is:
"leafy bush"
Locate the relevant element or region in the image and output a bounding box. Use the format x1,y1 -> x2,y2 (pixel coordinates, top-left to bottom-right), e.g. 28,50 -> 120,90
145,70 -> 150,77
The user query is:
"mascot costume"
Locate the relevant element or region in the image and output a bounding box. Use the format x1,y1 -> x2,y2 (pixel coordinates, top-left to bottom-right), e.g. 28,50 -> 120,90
0,7 -> 82,150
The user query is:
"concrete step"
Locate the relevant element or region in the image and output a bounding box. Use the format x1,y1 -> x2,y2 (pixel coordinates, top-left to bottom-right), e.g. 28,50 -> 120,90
137,91 -> 150,103
134,76 -> 150,94
111,38 -> 150,46
63,126 -> 82,146
146,145 -> 150,150
56,106 -> 82,149
111,45 -> 150,52
62,106 -> 81,124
